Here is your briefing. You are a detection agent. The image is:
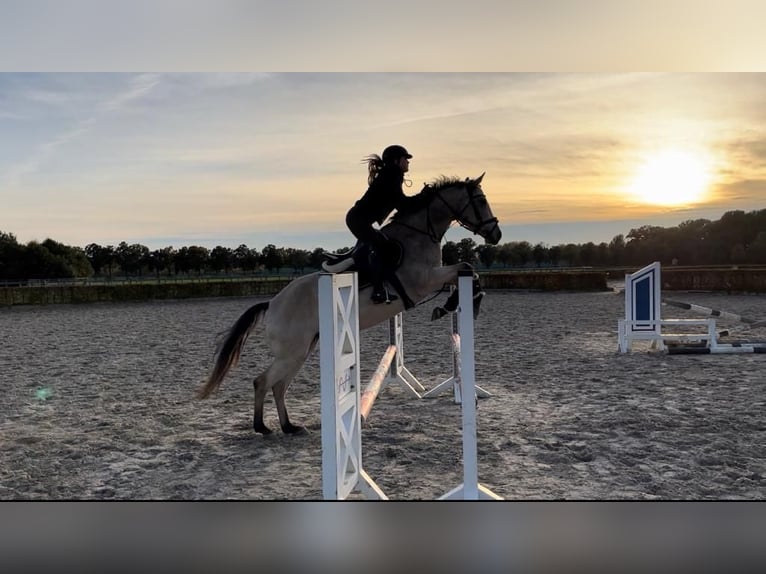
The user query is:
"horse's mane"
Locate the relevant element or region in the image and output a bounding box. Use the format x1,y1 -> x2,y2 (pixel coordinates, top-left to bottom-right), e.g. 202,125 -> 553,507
422,175 -> 468,193
391,175 -> 475,221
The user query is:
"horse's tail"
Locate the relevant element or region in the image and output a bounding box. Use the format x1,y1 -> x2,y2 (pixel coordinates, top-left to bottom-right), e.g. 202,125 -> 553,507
197,301 -> 270,400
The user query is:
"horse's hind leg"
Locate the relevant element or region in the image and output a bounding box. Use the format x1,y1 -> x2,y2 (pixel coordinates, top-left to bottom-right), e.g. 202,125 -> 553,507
273,378 -> 305,435
272,334 -> 319,435
252,372 -> 273,435
252,357 -> 305,435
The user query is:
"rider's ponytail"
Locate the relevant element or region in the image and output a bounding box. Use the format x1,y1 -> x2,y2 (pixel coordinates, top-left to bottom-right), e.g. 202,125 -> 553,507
362,154 -> 384,186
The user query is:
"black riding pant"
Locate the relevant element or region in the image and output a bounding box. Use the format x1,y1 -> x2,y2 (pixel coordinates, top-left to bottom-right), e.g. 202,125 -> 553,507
345,207 -> 387,253
345,207 -> 392,295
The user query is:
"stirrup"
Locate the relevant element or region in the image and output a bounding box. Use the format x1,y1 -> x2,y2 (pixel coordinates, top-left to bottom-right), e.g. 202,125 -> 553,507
371,289 -> 398,305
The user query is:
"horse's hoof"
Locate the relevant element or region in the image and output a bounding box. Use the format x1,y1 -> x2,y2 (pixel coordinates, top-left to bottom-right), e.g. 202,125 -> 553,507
254,423 -> 274,435
282,423 -> 308,435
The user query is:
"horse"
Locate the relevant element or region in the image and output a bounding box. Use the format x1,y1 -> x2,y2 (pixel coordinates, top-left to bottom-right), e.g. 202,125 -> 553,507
197,173 -> 502,435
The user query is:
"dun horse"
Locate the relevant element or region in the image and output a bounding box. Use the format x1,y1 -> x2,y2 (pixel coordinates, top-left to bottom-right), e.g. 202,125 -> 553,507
198,173 -> 502,434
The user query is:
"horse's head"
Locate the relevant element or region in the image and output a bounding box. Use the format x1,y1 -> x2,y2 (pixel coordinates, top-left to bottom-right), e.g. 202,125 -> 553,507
450,173 -> 502,245
391,173 -> 502,245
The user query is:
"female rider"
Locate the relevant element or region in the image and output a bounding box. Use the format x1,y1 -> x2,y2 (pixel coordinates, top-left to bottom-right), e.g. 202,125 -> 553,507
345,144 -> 422,304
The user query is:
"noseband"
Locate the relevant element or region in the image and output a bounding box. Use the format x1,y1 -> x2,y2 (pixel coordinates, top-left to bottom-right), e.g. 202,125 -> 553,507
445,184 -> 500,238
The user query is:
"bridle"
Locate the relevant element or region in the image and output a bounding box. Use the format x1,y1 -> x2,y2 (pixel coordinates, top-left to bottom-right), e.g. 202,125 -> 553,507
446,184 -> 500,239
391,182 -> 500,244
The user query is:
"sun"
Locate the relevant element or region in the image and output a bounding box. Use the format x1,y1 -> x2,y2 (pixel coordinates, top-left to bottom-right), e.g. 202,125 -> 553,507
628,149 -> 712,206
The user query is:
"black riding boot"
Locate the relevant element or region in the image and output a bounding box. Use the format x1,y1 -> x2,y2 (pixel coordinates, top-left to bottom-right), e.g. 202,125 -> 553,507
369,251 -> 398,304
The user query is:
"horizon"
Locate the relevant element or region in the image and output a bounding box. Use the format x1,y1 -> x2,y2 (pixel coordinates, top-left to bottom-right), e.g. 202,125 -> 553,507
9,209 -> 752,254
3,73 -> 766,252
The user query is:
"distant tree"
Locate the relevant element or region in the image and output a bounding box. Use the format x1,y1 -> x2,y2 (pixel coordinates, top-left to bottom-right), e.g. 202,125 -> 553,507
147,246 -> 176,278
608,234 -> 625,265
86,243 -> 110,277
475,244 -> 497,268
0,231 -> 18,244
186,246 -> 210,275
548,245 -> 562,267
731,243 -> 747,264
42,238 -> 93,277
209,246 -> 234,273
284,248 -> 310,273
308,247 -> 325,270
594,242 -> 609,266
261,244 -> 284,273
531,243 -> 547,267
509,241 -> 532,267
456,238 -> 477,264
115,242 -> 150,277
559,243 -> 579,267
234,244 -> 260,273
495,243 -> 513,267
0,231 -> 24,279
441,241 -> 459,265
748,232 -> 766,264
23,241 -> 73,279
9,205 -> 766,281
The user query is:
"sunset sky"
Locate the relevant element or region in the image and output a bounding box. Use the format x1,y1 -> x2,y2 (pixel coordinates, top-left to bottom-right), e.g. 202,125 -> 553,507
4,72 -> 765,251
3,2 -> 766,255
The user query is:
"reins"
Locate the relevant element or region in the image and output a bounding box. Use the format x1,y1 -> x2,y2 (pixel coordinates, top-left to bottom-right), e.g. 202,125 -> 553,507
389,182 -> 500,244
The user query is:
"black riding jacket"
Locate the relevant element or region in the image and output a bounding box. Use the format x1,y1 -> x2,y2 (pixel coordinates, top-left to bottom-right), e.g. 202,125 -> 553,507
349,167 -> 416,225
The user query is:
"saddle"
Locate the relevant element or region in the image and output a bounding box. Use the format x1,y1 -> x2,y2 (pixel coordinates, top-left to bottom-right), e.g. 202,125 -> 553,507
321,239 -> 415,308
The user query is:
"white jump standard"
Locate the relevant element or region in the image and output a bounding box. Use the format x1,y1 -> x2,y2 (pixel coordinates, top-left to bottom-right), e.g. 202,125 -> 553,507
319,271 -> 502,500
440,270 -> 502,500
319,272 -> 386,500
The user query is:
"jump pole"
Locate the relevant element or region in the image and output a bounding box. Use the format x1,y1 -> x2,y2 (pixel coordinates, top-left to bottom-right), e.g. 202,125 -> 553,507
440,270 -> 502,500
663,298 -> 766,338
360,313 -> 426,424
359,344 -> 397,422
667,344 -> 766,355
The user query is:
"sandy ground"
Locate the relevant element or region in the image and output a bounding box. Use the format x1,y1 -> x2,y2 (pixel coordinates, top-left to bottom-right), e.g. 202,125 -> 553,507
1,286 -> 765,500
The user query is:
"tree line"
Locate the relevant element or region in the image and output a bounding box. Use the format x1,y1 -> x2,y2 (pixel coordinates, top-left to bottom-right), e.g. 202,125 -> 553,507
2,208 -> 765,281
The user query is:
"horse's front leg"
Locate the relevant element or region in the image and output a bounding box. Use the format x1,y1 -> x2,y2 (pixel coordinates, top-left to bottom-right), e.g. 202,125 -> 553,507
428,262 -> 474,287
429,263 -> 485,320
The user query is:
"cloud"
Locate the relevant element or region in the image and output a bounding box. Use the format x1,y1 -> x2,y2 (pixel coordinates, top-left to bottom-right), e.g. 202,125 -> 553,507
3,73 -> 163,186
101,73 -> 162,112
719,136 -> 766,168
181,73 -> 273,89
714,179 -> 766,203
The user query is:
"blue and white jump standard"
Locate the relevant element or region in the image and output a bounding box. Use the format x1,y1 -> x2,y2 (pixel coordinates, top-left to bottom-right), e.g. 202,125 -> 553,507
618,261 -> 766,354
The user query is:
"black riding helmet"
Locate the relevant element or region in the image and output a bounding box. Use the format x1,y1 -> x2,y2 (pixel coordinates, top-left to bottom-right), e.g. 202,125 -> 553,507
382,144 -> 412,164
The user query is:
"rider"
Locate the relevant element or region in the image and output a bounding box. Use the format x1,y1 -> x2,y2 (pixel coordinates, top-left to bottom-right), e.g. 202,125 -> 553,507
346,144 -> 421,304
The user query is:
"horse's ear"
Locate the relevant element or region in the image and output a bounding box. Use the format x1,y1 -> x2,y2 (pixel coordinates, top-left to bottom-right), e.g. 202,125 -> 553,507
476,172 -> 485,183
